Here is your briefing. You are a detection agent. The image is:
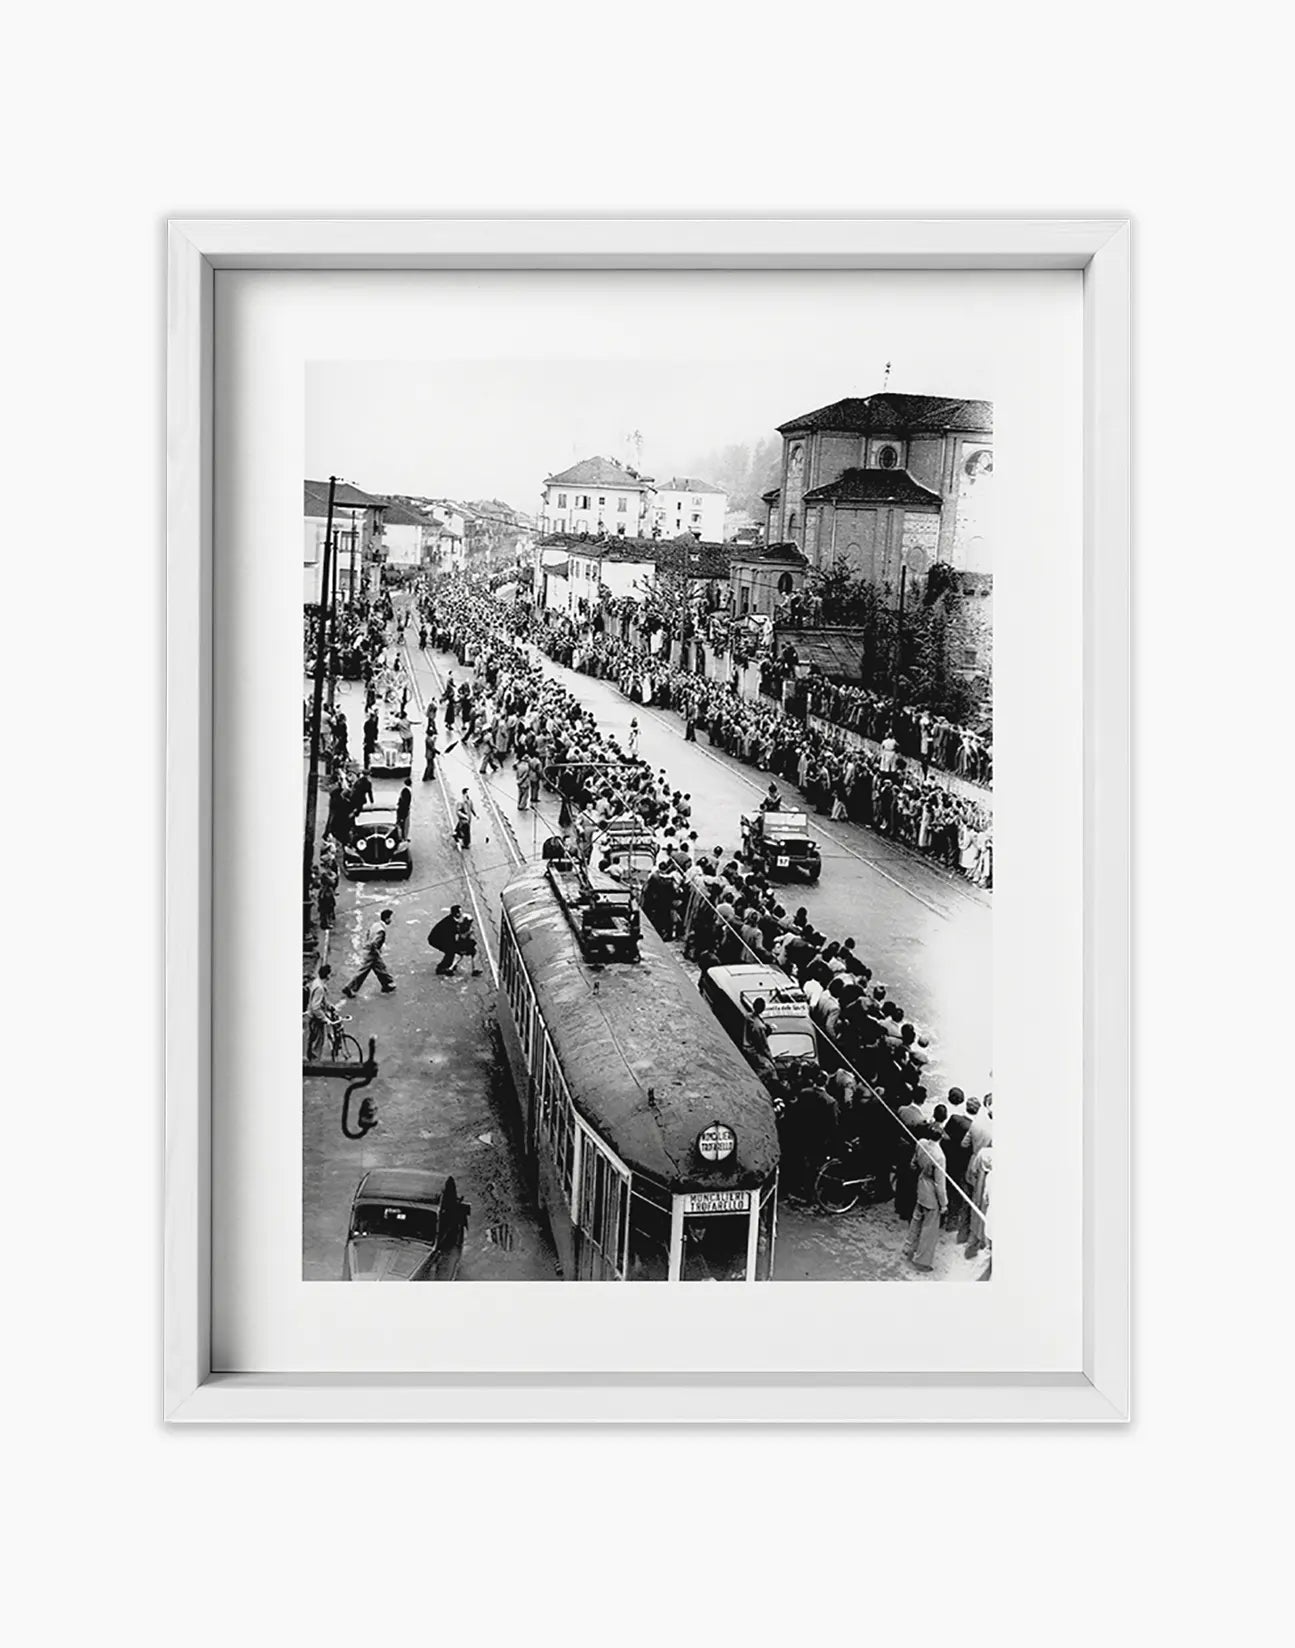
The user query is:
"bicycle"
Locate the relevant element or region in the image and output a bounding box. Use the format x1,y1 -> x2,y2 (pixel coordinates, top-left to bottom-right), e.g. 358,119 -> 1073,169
305,1009 -> 363,1065
814,1143 -> 896,1215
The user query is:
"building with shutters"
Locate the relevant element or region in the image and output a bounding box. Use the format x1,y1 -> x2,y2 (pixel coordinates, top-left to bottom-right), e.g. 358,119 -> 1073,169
650,476 -> 727,542
540,455 -> 655,538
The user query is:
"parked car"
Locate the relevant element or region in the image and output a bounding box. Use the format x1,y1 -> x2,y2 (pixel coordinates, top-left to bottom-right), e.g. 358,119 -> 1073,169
343,802 -> 412,880
699,963 -> 818,1084
739,809 -> 822,882
342,1169 -> 469,1281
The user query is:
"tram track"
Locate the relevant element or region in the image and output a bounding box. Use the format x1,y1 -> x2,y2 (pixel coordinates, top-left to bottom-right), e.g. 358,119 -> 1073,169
397,629 -> 507,989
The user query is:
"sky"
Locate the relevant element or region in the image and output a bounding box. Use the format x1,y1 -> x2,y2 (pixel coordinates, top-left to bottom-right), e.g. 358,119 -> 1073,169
305,357 -> 993,513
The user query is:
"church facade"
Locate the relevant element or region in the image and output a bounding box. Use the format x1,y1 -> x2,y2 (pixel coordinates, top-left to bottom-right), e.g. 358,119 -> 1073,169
763,392 -> 992,596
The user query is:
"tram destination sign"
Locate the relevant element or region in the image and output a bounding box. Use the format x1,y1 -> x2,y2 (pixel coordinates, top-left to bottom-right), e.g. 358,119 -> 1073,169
697,1122 -> 736,1162
684,1190 -> 751,1215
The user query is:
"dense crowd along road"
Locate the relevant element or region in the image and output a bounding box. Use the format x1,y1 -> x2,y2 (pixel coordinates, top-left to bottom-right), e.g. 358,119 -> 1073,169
303,574 -> 993,1280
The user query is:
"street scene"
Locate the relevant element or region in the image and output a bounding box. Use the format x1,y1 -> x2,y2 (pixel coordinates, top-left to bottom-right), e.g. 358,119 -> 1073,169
303,367 -> 994,1283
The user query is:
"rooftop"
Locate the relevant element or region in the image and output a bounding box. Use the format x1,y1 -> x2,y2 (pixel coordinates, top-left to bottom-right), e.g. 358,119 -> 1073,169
777,392 -> 992,438
538,532 -> 733,578
656,476 -> 726,495
501,866 -> 778,1189
377,497 -> 434,528
802,467 -> 943,507
545,454 -> 655,489
304,478 -> 389,516
729,540 -> 808,566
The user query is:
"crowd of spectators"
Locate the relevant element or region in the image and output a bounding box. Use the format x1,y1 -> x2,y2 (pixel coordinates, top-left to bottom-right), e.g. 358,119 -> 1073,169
533,617 -> 992,888
412,576 -> 992,1261
806,680 -> 991,784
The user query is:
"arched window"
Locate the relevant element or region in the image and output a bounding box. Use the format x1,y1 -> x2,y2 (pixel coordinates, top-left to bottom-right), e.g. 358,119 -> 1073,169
776,572 -> 794,596
787,510 -> 798,533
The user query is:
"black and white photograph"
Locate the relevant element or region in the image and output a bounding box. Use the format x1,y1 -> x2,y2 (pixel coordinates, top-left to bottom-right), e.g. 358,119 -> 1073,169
303,353 -> 994,1283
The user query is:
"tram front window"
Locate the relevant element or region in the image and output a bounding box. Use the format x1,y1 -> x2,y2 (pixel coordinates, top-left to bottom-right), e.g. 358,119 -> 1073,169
681,1214 -> 750,1282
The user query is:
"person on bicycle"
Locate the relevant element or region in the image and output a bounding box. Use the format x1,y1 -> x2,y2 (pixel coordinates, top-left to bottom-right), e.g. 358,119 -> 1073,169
305,964 -> 332,1059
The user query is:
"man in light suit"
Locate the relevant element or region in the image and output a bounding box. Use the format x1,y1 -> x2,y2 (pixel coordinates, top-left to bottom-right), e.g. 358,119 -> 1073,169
903,1129 -> 947,1271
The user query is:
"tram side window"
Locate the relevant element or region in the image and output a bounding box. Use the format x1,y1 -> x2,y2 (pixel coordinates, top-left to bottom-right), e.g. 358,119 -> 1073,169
579,1143 -> 628,1269
627,1184 -> 671,1280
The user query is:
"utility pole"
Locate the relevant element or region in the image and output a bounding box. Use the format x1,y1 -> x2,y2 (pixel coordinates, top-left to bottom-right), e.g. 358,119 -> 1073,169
303,475 -> 338,943
891,562 -> 907,706
326,522 -> 341,713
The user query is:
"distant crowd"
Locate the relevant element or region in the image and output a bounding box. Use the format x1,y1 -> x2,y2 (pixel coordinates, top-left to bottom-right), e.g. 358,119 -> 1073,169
534,619 -> 992,887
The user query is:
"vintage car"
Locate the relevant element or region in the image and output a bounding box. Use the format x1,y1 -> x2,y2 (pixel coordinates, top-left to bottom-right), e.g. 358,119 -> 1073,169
699,963 -> 819,1083
342,1168 -> 469,1281
587,815 -> 658,887
343,802 -> 412,880
739,808 -> 822,882
369,723 -> 413,779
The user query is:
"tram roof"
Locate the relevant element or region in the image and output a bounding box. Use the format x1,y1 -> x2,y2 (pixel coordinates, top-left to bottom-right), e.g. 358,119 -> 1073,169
502,867 -> 780,1190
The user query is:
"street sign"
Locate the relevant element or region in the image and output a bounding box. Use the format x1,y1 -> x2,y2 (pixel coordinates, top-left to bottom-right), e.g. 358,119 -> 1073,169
684,1190 -> 750,1215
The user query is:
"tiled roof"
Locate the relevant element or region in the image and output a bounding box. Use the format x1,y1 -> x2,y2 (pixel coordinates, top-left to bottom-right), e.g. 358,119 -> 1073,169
775,630 -> 870,679
777,393 -> 992,437
655,476 -> 726,494
731,541 -> 808,566
378,498 -> 433,528
304,479 -> 389,516
537,532 -> 731,579
651,538 -> 733,579
802,467 -> 942,507
540,532 -> 657,555
544,455 -> 654,488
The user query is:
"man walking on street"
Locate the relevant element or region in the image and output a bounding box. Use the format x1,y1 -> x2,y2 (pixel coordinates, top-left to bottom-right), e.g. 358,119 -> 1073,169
454,789 -> 477,849
342,908 -> 396,997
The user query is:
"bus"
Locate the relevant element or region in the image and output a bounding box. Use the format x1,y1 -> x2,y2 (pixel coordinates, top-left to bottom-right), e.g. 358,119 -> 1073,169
497,864 -> 780,1281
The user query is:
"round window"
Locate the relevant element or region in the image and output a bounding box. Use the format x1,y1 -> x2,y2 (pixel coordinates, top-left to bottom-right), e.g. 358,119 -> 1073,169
877,445 -> 899,470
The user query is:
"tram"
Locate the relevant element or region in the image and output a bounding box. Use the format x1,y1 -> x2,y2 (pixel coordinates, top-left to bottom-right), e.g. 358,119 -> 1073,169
498,864 -> 781,1281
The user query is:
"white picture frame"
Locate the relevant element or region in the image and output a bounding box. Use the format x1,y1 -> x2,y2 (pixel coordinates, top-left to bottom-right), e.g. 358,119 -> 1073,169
166,217 -> 1130,1423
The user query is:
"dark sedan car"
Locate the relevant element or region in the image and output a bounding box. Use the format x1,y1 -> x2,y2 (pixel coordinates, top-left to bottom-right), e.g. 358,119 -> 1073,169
343,802 -> 412,880
342,1168 -> 469,1281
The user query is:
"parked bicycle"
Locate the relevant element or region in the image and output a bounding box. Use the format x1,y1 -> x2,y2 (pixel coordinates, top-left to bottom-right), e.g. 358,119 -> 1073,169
814,1140 -> 896,1215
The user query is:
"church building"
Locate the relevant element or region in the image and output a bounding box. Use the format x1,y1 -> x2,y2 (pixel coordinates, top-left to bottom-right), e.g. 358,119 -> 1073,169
763,392 -> 992,595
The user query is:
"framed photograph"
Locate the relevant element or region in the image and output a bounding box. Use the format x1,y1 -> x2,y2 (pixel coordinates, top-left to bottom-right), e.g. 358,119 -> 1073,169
166,217 -> 1130,1422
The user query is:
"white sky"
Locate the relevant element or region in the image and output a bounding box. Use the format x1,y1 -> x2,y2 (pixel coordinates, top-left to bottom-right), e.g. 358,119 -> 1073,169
305,356 -> 993,512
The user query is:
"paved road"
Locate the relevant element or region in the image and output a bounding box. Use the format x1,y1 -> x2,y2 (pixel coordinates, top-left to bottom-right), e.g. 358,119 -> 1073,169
405,628 -> 985,1282
301,667 -> 559,1283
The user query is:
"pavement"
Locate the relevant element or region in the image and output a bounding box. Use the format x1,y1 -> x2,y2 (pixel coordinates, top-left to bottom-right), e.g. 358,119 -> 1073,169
303,605 -> 989,1283
302,664 -> 558,1282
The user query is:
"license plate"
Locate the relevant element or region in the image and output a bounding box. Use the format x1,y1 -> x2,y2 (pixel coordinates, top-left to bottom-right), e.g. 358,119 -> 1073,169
776,855 -> 789,867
